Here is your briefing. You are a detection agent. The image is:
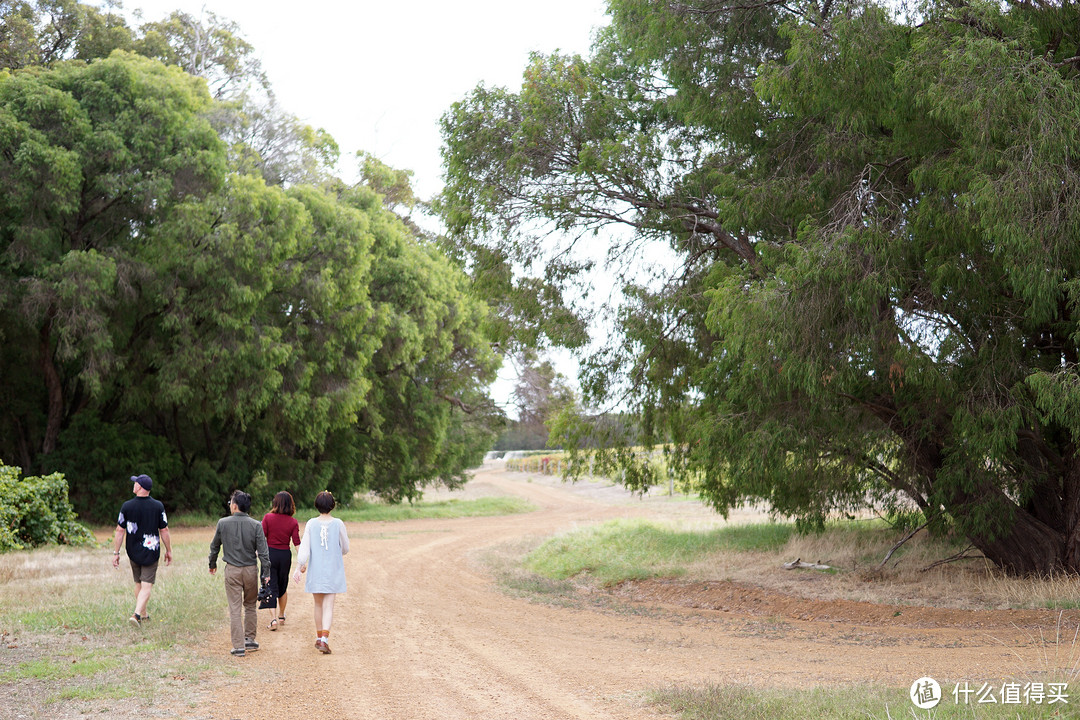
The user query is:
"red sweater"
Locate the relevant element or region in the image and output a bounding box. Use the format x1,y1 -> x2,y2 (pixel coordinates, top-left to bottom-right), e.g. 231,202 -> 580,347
261,512 -> 301,550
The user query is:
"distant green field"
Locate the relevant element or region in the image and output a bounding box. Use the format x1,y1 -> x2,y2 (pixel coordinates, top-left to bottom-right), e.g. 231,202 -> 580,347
171,495 -> 535,527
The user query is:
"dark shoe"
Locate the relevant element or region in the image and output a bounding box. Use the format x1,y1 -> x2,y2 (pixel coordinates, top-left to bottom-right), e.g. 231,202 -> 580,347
128,615 -> 141,629
230,648 -> 245,657
315,638 -> 331,654
244,640 -> 259,652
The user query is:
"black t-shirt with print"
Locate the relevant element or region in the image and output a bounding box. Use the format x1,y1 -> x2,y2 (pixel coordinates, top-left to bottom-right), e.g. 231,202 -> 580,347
117,496 -> 168,566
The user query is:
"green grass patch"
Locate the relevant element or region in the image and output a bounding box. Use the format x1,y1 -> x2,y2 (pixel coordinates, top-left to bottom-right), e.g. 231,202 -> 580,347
524,519 -> 792,586
0,531 -> 255,716
48,682 -> 135,702
306,495 -> 535,523
1043,599 -> 1080,610
174,496 -> 535,528
3,541 -> 224,636
1,654 -> 114,681
168,510 -> 222,527
649,683 -> 1075,719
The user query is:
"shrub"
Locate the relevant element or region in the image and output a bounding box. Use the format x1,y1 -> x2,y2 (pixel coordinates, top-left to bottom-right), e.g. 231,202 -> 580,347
0,465 -> 96,552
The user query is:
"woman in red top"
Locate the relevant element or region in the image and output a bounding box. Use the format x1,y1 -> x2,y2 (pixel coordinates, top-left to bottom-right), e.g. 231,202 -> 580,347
261,491 -> 301,630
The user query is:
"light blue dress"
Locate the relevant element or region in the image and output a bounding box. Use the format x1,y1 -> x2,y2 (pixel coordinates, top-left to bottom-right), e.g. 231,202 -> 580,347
298,516 -> 349,594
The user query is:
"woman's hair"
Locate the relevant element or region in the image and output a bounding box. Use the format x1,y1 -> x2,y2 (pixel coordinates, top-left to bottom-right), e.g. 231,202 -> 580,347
270,491 -> 295,516
314,490 -> 336,514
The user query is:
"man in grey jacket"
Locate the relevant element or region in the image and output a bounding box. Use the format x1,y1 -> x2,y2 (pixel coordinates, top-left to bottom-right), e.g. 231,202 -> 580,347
209,491 -> 271,657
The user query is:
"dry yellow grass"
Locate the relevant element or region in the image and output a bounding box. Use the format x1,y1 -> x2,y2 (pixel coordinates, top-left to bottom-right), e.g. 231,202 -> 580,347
680,524 -> 1080,611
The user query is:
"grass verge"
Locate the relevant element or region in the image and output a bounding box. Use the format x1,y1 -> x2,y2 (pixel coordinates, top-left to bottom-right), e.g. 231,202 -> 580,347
170,495 -> 535,527
326,495 -> 535,523
524,518 -> 791,585
519,516 -> 1080,612
0,536 -> 229,719
510,516 -> 1080,718
648,683 -> 1075,719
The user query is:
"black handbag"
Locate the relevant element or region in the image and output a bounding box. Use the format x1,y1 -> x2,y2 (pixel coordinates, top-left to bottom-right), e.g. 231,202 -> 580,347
257,583 -> 277,609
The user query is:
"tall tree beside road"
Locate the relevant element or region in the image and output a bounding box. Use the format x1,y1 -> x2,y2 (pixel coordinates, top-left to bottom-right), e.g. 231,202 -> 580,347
440,0 -> 1080,574
0,53 -> 378,517
0,9 -> 502,517
327,183 -> 502,503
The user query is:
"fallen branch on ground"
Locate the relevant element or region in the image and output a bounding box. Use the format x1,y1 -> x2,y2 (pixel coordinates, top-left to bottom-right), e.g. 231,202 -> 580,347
920,545 -> 986,572
783,558 -> 832,570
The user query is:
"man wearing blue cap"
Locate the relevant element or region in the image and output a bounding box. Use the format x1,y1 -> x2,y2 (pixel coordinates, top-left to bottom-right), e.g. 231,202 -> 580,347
110,474 -> 172,627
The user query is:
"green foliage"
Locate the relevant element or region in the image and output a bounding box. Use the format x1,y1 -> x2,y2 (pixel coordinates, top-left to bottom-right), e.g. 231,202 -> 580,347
43,415 -> 183,523
0,2 -> 337,186
0,465 -> 94,552
0,12 -> 502,519
0,0 -> 134,70
321,184 -> 502,504
492,350 -> 577,451
440,0 -> 1080,574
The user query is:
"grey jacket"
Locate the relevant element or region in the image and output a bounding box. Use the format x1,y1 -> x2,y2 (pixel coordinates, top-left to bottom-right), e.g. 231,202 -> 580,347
208,512 -> 270,580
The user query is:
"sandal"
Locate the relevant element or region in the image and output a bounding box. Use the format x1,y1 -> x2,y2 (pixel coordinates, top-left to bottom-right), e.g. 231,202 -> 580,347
277,615 -> 286,625
268,618 -> 278,631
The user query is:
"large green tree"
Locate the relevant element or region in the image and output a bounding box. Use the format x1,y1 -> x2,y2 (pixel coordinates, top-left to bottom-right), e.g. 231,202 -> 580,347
2,43 -> 501,519
328,181 -> 502,503
0,52 -> 378,518
440,0 -> 1080,574
0,1 -> 340,187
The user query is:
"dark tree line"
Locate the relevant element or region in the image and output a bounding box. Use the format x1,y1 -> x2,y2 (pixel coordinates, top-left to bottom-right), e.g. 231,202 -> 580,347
0,1 -> 502,520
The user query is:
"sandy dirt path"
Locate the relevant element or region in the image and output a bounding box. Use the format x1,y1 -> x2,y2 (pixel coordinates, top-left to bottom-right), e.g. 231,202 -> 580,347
196,464 -> 1077,720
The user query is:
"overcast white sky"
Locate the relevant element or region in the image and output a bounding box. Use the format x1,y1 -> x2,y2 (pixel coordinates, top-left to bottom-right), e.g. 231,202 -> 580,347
128,0 -> 609,198
125,0 -> 611,415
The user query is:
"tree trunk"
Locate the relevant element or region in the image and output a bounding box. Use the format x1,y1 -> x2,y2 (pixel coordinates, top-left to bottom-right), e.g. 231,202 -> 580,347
40,321 -> 64,456
15,417 -> 33,471
967,458 -> 1080,575
966,508 -> 1068,575
890,406 -> 1077,575
1061,460 -> 1080,570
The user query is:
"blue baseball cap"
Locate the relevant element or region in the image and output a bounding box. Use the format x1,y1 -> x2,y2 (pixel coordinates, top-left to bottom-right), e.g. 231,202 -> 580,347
131,474 -> 153,491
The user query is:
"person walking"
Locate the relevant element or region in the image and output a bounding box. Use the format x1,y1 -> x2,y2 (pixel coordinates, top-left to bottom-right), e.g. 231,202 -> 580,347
292,490 -> 349,654
261,491 -> 300,631
208,490 -> 271,657
111,474 -> 172,628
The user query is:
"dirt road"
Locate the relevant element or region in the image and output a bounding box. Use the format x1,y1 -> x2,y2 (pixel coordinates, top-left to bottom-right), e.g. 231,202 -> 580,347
197,464 -> 1078,720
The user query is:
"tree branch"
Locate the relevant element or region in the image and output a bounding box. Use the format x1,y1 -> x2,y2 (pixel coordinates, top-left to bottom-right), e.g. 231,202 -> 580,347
921,545 -> 986,572
878,520 -> 929,569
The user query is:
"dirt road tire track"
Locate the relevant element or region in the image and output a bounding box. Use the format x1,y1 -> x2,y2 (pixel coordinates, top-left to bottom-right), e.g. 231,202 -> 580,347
198,465 -> 1078,720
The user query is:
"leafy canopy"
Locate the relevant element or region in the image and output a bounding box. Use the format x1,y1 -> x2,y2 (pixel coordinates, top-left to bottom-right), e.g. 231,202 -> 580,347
440,0 -> 1080,574
1,4 -> 503,520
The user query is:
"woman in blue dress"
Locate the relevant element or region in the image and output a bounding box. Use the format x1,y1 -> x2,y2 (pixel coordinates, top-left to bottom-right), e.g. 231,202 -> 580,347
293,490 -> 350,654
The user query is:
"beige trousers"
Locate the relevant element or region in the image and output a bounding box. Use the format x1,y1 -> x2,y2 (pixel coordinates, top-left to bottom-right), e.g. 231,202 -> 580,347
224,563 -> 258,650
